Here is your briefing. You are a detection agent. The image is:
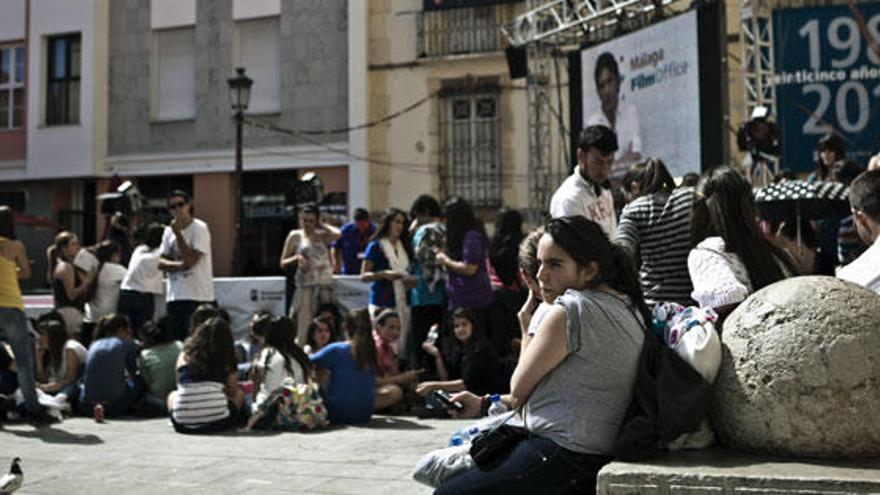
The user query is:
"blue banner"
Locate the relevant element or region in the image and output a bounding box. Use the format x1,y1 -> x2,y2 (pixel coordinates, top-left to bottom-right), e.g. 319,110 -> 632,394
773,3 -> 880,172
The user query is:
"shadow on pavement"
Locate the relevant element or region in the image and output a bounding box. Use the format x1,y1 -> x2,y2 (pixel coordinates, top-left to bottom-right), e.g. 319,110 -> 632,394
2,425 -> 103,445
360,416 -> 433,430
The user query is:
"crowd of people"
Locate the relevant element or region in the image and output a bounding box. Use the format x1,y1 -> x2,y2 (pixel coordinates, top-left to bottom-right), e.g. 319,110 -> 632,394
0,123 -> 879,492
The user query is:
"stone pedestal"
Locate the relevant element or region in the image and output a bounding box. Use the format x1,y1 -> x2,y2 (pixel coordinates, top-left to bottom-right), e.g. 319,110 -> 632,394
712,276 -> 880,458
597,448 -> 880,494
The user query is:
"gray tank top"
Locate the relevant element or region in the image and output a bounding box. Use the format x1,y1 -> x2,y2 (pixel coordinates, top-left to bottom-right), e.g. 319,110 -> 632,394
522,288 -> 644,455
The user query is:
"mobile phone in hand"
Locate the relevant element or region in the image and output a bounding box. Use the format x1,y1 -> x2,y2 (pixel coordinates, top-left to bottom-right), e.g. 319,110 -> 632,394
432,390 -> 464,411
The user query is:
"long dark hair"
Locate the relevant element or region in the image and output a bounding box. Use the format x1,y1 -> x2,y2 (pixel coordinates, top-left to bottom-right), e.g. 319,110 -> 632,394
544,216 -> 651,325
635,157 -> 677,196
345,308 -> 378,372
306,315 -> 337,352
370,208 -> 414,260
444,197 -> 486,260
0,206 -> 15,239
263,316 -> 311,377
450,308 -> 491,357
39,319 -> 68,376
690,166 -> 796,290
489,208 -> 524,287
184,317 -> 237,378
814,134 -> 846,181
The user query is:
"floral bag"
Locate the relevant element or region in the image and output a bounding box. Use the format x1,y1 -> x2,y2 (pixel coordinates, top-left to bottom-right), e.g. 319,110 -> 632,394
247,378 -> 329,431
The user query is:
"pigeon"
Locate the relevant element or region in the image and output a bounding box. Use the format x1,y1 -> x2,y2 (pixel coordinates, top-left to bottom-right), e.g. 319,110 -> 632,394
0,457 -> 22,494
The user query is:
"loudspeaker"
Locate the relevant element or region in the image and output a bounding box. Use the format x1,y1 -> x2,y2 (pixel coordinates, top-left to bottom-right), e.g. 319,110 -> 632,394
505,46 -> 528,79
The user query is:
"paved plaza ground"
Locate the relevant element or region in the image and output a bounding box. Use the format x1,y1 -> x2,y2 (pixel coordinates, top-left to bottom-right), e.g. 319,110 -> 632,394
0,415 -> 471,494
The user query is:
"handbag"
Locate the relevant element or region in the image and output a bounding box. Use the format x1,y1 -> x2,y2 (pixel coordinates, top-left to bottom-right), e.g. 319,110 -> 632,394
247,378 -> 329,431
469,422 -> 529,470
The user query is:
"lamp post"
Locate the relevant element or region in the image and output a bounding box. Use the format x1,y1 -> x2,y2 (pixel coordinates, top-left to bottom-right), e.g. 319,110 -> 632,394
227,67 -> 252,276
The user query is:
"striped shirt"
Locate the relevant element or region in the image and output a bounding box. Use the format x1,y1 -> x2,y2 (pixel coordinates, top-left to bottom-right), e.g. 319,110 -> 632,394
615,187 -> 695,306
170,364 -> 230,429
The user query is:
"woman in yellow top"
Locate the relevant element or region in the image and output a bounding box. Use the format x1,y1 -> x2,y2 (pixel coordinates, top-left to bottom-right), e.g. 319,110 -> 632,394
0,206 -> 54,423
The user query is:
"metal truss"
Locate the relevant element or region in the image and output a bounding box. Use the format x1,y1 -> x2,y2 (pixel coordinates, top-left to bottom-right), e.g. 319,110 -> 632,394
502,0 -> 673,47
739,0 -> 777,123
526,41 -> 555,221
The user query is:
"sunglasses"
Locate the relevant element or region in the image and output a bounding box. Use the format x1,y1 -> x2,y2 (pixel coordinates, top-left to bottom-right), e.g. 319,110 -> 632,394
168,201 -> 187,210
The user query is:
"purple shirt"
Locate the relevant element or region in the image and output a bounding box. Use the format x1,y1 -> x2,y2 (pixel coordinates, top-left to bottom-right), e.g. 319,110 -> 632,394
446,229 -> 492,310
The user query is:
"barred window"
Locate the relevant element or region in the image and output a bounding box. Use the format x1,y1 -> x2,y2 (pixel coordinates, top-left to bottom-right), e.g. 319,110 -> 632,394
440,92 -> 501,207
0,44 -> 25,129
418,5 -> 511,57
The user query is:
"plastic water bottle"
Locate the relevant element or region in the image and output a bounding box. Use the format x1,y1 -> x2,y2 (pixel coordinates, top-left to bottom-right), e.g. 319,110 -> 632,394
425,324 -> 440,345
487,394 -> 507,416
448,426 -> 480,446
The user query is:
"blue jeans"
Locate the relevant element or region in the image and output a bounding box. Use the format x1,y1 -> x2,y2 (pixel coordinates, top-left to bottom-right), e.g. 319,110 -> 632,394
435,435 -> 611,495
0,307 -> 39,412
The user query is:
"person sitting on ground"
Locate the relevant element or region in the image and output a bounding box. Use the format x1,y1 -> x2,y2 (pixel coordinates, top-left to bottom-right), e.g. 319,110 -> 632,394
78,314 -> 142,418
309,308 -> 378,424
236,310 -> 270,380
435,216 -> 649,493
303,316 -> 336,355
35,318 -> 87,409
188,303 -> 230,337
315,302 -> 344,341
837,169 -> 880,293
688,167 -> 797,323
167,317 -> 247,434
615,157 -> 696,306
252,316 -> 310,411
372,309 -> 422,412
82,241 -> 127,347
118,223 -> 165,337
137,317 -> 182,415
486,208 -> 526,360
415,307 -> 508,398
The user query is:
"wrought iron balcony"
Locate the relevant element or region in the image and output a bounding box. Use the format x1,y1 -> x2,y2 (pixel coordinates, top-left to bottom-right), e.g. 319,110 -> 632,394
417,5 -> 516,57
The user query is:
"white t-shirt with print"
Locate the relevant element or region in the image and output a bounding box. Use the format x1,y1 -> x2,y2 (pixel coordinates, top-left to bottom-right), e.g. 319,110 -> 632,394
549,171 -> 617,238
161,219 -> 214,302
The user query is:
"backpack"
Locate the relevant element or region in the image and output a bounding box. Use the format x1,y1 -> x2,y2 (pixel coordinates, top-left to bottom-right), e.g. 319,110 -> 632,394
611,328 -> 712,460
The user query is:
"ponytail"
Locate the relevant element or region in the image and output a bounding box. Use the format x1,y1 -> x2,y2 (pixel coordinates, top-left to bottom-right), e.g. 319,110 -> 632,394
607,244 -> 651,326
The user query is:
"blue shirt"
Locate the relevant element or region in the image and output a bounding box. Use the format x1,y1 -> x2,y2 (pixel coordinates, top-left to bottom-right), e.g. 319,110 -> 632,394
364,240 -> 395,307
333,222 -> 376,275
82,337 -> 139,404
310,342 -> 375,424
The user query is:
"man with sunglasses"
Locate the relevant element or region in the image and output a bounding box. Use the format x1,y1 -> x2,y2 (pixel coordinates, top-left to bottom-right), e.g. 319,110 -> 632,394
158,190 -> 215,340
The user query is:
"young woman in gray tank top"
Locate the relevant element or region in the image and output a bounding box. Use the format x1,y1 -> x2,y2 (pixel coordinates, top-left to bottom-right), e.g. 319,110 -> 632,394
436,216 -> 650,495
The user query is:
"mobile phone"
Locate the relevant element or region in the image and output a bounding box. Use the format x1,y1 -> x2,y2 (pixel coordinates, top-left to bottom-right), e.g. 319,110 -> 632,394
432,390 -> 464,411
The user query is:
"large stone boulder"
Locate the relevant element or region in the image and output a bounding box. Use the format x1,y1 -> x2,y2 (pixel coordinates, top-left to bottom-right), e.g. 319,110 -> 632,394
711,276 -> 880,458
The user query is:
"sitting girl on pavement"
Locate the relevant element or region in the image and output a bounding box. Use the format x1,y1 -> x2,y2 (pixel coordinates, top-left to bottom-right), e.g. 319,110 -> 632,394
436,216 -> 649,494
35,318 -> 86,408
309,308 -> 377,424
168,317 -> 247,433
78,314 -> 143,418
303,316 -> 336,355
137,318 -> 182,415
372,309 -> 422,412
415,308 -> 507,398
252,316 -> 310,411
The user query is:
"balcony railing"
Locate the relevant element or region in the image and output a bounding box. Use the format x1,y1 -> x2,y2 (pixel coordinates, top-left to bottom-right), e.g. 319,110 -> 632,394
417,5 -> 515,57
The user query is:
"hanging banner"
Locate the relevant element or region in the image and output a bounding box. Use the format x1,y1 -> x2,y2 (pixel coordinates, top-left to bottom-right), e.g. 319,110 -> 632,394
773,3 -> 880,172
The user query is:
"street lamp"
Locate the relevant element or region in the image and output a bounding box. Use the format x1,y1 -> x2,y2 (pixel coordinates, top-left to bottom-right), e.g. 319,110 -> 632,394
227,67 -> 252,276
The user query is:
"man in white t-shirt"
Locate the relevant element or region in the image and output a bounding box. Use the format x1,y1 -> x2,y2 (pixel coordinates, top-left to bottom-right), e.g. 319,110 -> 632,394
159,190 -> 214,340
549,125 -> 618,238
837,169 -> 880,293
